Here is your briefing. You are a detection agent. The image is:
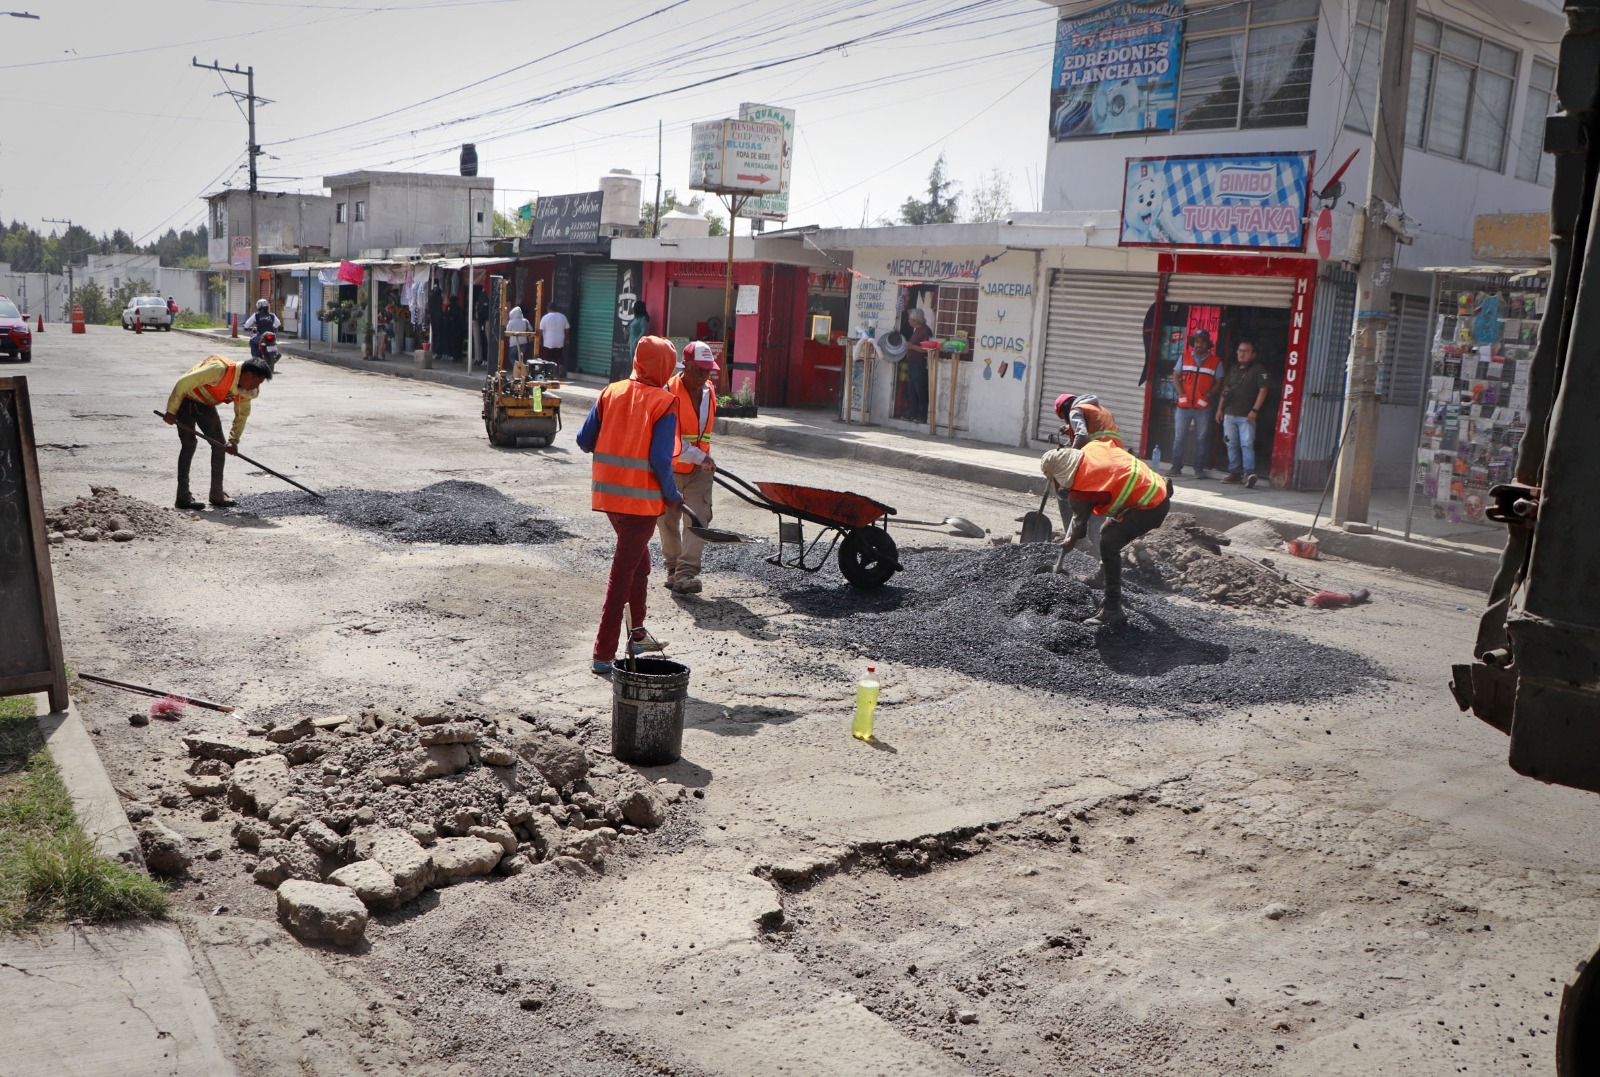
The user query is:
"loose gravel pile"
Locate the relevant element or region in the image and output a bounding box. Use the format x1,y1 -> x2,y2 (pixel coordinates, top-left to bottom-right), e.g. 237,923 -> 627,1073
708,543 -> 1376,712
235,480 -> 568,545
1120,513 -> 1308,608
47,485 -> 173,544
130,704 -> 686,945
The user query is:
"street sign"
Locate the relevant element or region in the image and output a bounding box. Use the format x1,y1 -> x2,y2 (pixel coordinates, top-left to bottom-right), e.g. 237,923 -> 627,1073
689,119 -> 786,196
737,103 -> 795,221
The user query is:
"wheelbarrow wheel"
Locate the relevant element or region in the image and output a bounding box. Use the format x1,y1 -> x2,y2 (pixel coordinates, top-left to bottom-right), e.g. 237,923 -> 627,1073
838,527 -> 900,588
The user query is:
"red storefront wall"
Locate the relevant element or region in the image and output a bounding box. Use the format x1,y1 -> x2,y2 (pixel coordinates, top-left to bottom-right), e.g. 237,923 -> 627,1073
638,261 -> 807,407
1149,252 -> 1317,489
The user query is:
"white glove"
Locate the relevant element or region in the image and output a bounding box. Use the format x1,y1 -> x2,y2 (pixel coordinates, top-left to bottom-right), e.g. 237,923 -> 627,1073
679,444 -> 707,466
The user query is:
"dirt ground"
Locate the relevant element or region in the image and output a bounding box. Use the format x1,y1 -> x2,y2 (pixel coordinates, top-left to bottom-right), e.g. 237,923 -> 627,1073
20,327 -> 1600,1076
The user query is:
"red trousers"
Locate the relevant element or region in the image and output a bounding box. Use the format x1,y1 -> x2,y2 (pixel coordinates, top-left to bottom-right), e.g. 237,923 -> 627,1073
594,511 -> 659,662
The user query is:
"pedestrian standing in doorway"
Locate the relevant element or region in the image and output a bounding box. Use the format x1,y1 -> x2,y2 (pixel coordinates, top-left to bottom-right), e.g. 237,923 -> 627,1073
1216,340 -> 1270,488
657,341 -> 720,595
443,295 -> 464,362
575,335 -> 682,676
540,305 -> 570,377
1167,330 -> 1221,479
161,354 -> 273,510
627,301 -> 651,361
904,308 -> 932,423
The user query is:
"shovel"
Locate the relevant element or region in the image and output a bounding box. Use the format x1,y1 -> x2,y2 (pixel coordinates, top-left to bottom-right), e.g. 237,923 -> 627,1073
894,515 -> 985,539
153,410 -> 324,499
682,506 -> 756,545
1020,484 -> 1054,544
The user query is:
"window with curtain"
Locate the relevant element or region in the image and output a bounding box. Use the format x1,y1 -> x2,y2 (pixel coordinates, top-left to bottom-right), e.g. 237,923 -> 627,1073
1346,8 -> 1520,176
1177,0 -> 1319,132
1515,58 -> 1557,185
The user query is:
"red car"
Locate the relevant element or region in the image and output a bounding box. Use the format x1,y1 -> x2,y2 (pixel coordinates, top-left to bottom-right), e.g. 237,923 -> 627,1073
0,296 -> 31,363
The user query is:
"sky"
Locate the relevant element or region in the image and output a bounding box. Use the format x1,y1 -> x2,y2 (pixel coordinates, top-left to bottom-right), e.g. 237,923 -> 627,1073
0,0 -> 1061,244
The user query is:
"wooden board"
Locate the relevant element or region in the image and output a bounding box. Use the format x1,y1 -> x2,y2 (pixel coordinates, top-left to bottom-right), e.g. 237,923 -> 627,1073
0,377 -> 68,712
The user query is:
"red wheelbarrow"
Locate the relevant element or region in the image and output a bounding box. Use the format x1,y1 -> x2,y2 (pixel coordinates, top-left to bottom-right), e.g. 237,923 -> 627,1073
705,467 -> 902,588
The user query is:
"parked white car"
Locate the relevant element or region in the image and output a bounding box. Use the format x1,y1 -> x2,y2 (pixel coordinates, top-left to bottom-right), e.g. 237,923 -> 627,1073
121,296 -> 173,331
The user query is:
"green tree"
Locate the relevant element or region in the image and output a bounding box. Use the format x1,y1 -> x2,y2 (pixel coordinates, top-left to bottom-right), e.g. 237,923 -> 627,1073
966,168 -> 1014,223
898,153 -> 960,225
108,278 -> 155,324
491,210 -> 521,238
70,282 -> 110,325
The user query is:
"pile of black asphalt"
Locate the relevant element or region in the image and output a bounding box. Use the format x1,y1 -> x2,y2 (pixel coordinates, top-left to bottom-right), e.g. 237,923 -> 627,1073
233,480 -> 569,546
706,542 -> 1379,714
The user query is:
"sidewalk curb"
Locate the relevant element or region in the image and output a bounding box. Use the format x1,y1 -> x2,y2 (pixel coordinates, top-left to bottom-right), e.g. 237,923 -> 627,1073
713,415 -> 1501,592
33,693 -> 141,868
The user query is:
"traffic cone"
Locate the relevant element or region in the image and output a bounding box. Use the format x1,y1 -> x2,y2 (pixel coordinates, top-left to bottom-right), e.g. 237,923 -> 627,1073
135,315 -> 143,334
230,314 -> 238,338
36,314 -> 43,332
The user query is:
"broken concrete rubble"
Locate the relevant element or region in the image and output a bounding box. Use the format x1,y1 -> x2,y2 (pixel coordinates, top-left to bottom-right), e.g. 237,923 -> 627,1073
276,880 -> 368,946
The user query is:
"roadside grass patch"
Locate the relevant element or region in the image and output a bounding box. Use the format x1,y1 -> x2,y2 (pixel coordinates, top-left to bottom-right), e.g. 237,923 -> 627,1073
0,695 -> 168,930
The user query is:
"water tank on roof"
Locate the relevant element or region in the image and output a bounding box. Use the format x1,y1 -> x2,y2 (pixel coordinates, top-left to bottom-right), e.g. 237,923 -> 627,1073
599,169 -> 643,230
460,144 -> 478,178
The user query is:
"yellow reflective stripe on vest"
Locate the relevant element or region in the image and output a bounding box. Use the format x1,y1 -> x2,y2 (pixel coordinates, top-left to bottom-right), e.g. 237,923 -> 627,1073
1105,459 -> 1160,519
591,480 -> 663,503
1087,429 -> 1123,443
593,451 -> 652,471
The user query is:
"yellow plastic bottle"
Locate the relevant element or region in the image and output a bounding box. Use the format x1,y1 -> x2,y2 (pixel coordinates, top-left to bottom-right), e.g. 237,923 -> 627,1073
852,666 -> 879,741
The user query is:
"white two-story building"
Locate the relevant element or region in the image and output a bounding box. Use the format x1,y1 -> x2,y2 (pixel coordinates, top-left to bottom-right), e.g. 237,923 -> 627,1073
831,0 -> 1560,491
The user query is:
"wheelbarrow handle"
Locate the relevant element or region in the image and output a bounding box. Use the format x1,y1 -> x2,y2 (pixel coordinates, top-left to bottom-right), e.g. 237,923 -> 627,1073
711,467 -> 774,510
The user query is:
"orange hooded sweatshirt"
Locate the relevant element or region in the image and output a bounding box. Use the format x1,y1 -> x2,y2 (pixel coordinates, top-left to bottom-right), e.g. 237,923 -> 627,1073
577,336 -> 681,514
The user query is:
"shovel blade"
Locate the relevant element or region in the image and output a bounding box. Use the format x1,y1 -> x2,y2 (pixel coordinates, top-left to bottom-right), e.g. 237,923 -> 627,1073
690,525 -> 754,544
1020,511 -> 1053,544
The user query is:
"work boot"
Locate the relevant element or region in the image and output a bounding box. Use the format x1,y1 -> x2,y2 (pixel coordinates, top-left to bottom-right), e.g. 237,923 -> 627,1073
1084,596 -> 1127,627
1165,465 -> 1185,477
175,495 -> 206,511
1221,472 -> 1243,485
672,573 -> 703,595
661,570 -> 679,590
209,491 -> 238,508
1077,567 -> 1106,588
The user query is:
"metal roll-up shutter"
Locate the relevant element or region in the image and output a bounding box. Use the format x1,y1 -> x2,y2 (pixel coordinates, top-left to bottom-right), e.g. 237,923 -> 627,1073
1034,270 -> 1160,449
227,277 -> 246,322
1381,292 -> 1430,408
1293,265 -> 1356,490
575,262 -> 618,376
1165,273 -> 1297,309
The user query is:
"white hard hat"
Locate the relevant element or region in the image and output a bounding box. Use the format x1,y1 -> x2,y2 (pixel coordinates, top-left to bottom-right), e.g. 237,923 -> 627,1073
256,298 -> 269,309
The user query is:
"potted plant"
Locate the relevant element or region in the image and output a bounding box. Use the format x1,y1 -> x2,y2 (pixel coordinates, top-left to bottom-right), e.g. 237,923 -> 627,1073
718,386 -> 758,419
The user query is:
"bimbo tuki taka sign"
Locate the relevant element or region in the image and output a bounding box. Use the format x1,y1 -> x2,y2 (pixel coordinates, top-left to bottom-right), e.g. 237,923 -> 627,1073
1119,151 -> 1314,251
689,119 -> 786,196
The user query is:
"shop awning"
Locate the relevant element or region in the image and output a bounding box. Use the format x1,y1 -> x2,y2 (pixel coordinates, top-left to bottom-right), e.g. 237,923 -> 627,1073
1422,264 -> 1549,280
429,256 -> 515,271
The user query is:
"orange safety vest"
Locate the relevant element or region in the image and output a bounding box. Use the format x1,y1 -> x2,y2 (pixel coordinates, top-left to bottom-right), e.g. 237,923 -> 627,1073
666,373 -> 717,475
1071,440 -> 1169,520
591,379 -> 675,515
1174,352 -> 1221,409
1072,398 -> 1122,445
186,358 -> 240,407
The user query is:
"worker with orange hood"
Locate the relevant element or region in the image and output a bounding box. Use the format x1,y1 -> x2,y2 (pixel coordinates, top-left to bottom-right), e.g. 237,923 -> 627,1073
576,336 -> 683,675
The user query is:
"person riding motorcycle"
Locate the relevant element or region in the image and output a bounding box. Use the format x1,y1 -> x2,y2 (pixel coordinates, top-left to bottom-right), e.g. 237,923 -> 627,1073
242,299 -> 281,360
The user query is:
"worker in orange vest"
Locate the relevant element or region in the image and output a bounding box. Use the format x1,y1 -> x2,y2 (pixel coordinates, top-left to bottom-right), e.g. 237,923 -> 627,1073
576,336 -> 683,675
161,355 -> 273,510
1168,329 -> 1221,479
657,341 -> 721,595
1042,439 -> 1173,626
1050,391 -> 1122,573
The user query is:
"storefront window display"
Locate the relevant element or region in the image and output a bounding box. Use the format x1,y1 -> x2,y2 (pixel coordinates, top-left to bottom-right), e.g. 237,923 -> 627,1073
1414,271 -> 1547,526
890,282 -> 978,424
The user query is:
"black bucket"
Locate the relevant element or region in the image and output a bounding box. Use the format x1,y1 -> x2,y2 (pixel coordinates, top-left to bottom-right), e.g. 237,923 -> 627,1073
611,657 -> 689,766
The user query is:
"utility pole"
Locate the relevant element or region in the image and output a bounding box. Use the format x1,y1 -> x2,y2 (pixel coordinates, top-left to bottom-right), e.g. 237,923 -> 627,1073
1331,0 -> 1417,525
193,59 -> 264,313
44,216 -> 72,318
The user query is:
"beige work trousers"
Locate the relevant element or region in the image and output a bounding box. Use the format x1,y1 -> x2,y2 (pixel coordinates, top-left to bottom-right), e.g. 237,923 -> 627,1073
657,466 -> 715,577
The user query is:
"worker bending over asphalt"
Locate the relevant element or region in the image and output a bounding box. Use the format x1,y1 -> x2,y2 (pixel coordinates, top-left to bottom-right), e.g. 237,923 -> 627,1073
576,336 -> 683,675
1042,439 -> 1172,627
1050,391 -> 1121,570
162,354 -> 273,510
657,341 -> 721,595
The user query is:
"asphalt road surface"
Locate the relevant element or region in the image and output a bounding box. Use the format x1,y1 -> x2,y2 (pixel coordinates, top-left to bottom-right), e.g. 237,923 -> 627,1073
18,327 -> 1600,1076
